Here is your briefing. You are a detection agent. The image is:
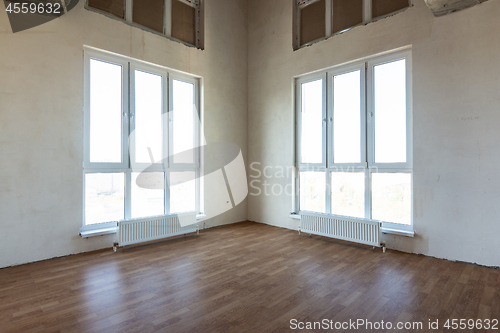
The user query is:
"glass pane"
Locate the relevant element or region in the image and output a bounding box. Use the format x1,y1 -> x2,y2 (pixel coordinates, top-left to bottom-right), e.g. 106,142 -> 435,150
374,59 -> 407,163
170,171 -> 196,213
172,80 -> 195,164
333,70 -> 361,163
301,79 -> 323,164
85,173 -> 124,225
132,172 -> 165,219
372,173 -> 411,225
135,70 -> 163,164
299,171 -> 325,213
89,59 -> 122,163
331,172 -> 364,218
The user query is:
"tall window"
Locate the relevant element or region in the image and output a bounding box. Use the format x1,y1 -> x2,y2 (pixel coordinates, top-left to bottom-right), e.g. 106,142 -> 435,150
296,49 -> 412,232
295,0 -> 411,49
83,48 -> 200,231
86,0 -> 203,49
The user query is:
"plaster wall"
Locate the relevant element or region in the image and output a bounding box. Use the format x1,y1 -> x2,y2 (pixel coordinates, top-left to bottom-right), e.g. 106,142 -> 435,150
0,0 -> 248,268
247,0 -> 500,267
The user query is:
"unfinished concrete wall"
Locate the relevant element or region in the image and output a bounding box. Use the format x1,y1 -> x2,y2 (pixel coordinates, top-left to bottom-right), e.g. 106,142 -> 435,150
424,0 -> 489,16
248,0 -> 500,267
0,0 -> 248,268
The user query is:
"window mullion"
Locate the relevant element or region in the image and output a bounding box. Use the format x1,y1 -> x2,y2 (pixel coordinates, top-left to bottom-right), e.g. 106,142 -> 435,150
326,72 -> 333,168
325,0 -> 332,38
361,62 -> 371,219
125,0 -> 133,22
363,0 -> 371,22
195,169 -> 200,214
164,73 -> 170,214
164,0 -> 172,36
365,60 -> 374,220
366,61 -> 375,169
322,74 -> 327,168
365,168 -> 371,219
166,74 -> 173,215
325,71 -> 332,214
162,73 -> 169,170
125,62 -> 132,220
325,170 -> 331,214
165,171 -> 170,215
125,170 -> 132,220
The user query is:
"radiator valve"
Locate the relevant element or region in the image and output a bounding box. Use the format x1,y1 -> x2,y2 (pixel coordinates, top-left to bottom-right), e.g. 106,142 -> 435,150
113,242 -> 119,252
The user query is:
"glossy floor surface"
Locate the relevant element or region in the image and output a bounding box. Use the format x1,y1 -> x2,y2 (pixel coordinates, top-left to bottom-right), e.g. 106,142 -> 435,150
1,222 -> 499,332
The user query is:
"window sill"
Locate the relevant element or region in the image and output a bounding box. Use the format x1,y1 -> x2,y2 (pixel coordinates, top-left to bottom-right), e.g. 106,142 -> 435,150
289,213 -> 301,220
196,214 -> 207,221
381,227 -> 415,237
80,227 -> 118,238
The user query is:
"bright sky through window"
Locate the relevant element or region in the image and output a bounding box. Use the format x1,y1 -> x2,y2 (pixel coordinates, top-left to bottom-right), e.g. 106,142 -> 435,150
135,70 -> 163,163
173,80 -> 195,164
301,79 -> 323,164
374,59 -> 407,163
89,59 -> 122,163
333,70 -> 361,163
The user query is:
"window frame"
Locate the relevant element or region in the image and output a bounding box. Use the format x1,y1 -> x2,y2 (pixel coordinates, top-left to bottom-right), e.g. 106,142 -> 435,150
168,72 -> 201,170
367,51 -> 413,171
129,61 -> 168,171
83,51 -> 130,171
294,0 -> 413,50
82,47 -> 202,233
85,0 -> 203,49
294,48 -> 413,232
327,61 -> 367,170
296,73 -> 327,169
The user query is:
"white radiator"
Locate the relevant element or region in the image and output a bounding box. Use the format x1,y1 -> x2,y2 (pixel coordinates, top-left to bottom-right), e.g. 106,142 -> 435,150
116,212 -> 198,248
300,212 -> 382,248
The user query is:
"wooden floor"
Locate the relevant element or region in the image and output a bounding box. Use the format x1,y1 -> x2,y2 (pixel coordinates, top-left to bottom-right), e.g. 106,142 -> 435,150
1,222 -> 499,333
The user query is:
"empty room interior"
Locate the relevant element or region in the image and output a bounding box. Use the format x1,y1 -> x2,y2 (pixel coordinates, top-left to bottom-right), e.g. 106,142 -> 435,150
1,0 -> 500,331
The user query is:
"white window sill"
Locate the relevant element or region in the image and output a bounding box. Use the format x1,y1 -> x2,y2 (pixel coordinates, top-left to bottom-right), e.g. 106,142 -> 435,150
80,227 -> 118,238
196,214 -> 207,221
381,227 -> 415,237
289,213 -> 301,220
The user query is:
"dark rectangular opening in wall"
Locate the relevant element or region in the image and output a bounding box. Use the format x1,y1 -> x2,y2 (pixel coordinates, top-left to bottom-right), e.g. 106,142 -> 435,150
332,0 -> 363,34
372,0 -> 409,18
172,0 -> 196,46
300,0 -> 326,46
88,0 -> 125,19
133,0 -> 165,34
